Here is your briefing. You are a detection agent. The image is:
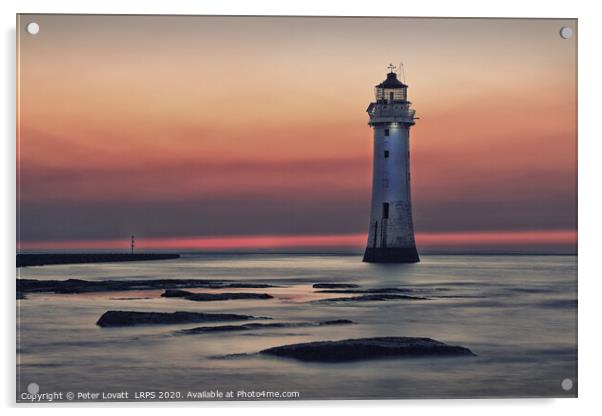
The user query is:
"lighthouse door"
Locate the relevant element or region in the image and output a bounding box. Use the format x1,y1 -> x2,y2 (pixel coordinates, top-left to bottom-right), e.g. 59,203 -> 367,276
381,203 -> 389,248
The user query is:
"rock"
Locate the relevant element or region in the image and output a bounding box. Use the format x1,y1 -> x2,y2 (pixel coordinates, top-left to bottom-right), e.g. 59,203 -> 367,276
161,289 -> 193,298
96,310 -> 268,327
317,319 -> 354,325
315,287 -> 413,294
260,337 -> 475,362
312,283 -> 360,289
17,278 -> 278,295
180,293 -> 273,301
17,253 -> 180,267
17,291 -> 26,300
316,294 -> 428,303
160,289 -> 273,301
179,319 -> 355,334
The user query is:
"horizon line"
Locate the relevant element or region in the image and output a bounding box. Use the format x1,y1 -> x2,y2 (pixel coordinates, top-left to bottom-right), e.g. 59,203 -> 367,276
17,229 -> 577,251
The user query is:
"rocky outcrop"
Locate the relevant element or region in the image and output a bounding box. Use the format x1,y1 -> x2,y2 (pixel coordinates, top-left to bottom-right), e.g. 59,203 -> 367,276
179,319 -> 354,335
17,278 -> 277,295
260,337 -> 475,362
17,253 -> 180,267
96,310 -> 268,327
160,289 -> 273,302
315,294 -> 427,303
315,287 -> 413,294
312,283 -> 360,289
161,289 -> 196,297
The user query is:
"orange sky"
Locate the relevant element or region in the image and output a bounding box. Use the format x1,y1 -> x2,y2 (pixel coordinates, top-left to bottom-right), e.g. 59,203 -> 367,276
17,15 -> 577,252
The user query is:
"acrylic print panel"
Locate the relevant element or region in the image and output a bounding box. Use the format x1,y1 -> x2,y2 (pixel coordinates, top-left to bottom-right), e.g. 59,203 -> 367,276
16,15 -> 577,402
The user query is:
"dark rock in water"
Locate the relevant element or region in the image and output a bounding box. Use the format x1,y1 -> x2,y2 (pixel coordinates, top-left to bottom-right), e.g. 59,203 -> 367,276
318,319 -> 354,325
312,283 -> 360,289
96,310 -> 267,327
181,292 -> 273,301
160,289 -> 273,301
260,337 -> 475,362
17,291 -> 26,300
161,289 -> 193,298
17,253 -> 180,267
316,294 -> 428,303
316,287 -> 413,294
17,278 -> 278,295
180,319 -> 355,335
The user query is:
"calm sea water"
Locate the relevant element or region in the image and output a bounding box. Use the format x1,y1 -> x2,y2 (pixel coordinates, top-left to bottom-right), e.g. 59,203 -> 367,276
16,254 -> 577,401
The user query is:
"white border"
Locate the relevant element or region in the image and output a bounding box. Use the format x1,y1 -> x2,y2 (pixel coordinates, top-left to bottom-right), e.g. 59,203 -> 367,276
3,0 -> 600,414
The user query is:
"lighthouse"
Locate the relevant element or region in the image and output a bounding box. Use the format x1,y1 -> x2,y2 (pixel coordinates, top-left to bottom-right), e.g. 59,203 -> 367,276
363,65 -> 419,263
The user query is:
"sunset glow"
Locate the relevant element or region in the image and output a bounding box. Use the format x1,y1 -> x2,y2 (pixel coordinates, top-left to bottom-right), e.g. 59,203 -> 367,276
17,16 -> 577,252
18,230 -> 577,252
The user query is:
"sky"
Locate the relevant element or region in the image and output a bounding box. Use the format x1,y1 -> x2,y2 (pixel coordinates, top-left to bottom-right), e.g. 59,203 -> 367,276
17,15 -> 577,252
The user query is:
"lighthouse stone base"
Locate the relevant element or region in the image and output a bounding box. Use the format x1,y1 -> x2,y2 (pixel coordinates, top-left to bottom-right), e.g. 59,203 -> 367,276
362,247 -> 420,263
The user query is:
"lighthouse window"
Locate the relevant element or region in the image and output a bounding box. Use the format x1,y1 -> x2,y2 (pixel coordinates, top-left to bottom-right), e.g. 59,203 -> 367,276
382,203 -> 390,219
384,150 -> 389,158
384,129 -> 390,136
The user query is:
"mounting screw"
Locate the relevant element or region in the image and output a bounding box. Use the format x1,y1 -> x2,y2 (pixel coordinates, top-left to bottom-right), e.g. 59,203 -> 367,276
561,378 -> 574,391
26,22 -> 40,35
559,26 -> 573,39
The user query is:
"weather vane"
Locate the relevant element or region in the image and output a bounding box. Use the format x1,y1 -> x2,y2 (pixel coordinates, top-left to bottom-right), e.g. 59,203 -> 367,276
387,63 -> 396,73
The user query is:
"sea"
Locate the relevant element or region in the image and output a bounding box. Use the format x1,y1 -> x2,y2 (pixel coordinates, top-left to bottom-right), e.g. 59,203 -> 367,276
16,253 -> 578,401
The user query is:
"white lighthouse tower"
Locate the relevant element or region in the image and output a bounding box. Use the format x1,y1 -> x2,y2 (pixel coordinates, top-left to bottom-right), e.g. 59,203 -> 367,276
363,65 -> 419,263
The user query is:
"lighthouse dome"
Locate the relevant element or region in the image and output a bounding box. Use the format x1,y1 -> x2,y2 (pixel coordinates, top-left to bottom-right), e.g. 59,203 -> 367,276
376,72 -> 407,89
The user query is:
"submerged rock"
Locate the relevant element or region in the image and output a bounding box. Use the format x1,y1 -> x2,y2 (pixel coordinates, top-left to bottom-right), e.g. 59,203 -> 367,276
180,319 -> 354,335
260,337 -> 475,362
96,310 -> 267,327
161,289 -> 195,298
315,287 -> 413,294
316,294 -> 428,303
17,278 -> 277,295
160,289 -> 273,301
312,283 -> 360,289
17,253 -> 180,267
